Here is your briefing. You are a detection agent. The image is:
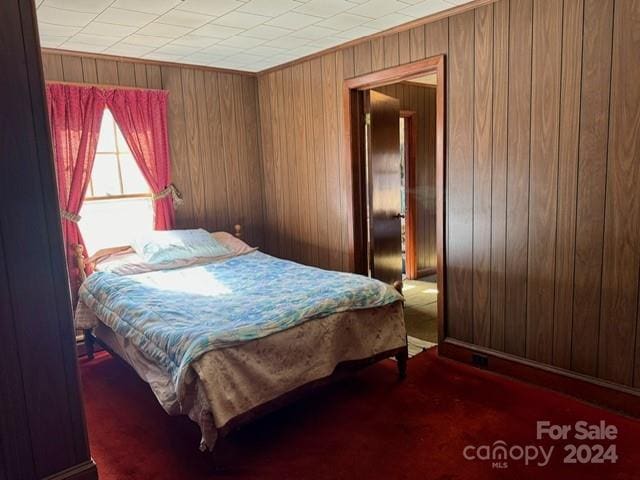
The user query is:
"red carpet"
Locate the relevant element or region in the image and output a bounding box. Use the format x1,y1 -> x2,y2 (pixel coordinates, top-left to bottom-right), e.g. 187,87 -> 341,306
79,349 -> 640,480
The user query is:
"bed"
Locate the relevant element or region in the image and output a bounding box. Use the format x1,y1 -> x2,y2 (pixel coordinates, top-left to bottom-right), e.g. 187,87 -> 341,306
74,226 -> 408,451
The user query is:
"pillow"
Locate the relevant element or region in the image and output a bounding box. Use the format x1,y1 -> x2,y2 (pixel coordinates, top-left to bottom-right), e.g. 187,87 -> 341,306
131,229 -> 229,264
94,232 -> 256,276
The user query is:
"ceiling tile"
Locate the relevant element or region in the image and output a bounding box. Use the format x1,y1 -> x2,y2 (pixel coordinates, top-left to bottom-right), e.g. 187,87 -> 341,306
37,0 -> 470,72
144,51 -> 184,61
214,11 -> 270,29
112,0 -> 181,15
365,13 -> 414,30
334,25 -> 377,40
93,8 -> 156,27
200,44 -> 243,56
37,6 -> 96,27
136,23 -> 192,38
60,41 -> 106,53
154,44 -> 202,56
104,43 -> 155,57
248,45 -> 286,57
295,0 -> 352,18
177,0 -> 242,16
193,23 -> 244,39
317,13 -> 369,30
79,22 -> 138,37
42,0 -> 112,14
172,34 -> 220,48
307,36 -> 345,49
347,0 -> 407,18
71,33 -> 123,47
156,10 -> 213,28
240,25 -> 292,40
229,52 -> 264,65
239,0 -> 299,17
124,34 -> 173,47
264,35 -> 312,49
266,12 -> 321,29
217,35 -> 266,49
400,0 -> 452,18
38,23 -> 82,37
39,34 -> 70,48
289,45 -> 320,57
290,25 -> 338,41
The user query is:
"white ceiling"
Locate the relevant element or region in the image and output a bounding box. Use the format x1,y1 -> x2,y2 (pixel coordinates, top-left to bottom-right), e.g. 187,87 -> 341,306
36,0 -> 471,73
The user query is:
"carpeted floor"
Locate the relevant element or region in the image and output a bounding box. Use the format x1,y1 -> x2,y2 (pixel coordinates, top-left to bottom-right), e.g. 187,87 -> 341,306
79,349 -> 640,480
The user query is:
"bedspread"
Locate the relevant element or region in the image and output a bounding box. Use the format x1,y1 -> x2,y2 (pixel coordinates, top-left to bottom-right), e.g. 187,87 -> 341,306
79,251 -> 402,402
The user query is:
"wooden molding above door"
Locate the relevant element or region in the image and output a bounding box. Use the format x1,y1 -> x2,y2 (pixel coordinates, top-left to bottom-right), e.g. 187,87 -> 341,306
343,55 -> 446,343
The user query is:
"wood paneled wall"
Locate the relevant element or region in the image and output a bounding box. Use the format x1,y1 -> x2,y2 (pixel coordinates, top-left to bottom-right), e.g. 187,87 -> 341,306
375,83 -> 437,275
257,0 -> 640,390
41,51 -> 265,247
1,1 -> 96,478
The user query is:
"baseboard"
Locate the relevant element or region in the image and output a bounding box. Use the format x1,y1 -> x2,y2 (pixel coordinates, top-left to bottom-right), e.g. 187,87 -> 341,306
42,460 -> 98,480
438,338 -> 640,418
417,267 -> 436,278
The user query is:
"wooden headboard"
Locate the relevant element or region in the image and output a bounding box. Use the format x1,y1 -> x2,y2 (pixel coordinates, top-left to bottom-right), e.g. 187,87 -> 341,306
72,224 -> 244,285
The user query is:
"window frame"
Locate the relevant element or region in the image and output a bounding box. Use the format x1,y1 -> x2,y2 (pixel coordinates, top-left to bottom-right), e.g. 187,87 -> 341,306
85,108 -> 151,202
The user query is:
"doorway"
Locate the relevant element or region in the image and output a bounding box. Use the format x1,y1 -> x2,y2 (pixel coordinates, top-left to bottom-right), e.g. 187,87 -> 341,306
344,57 -> 445,356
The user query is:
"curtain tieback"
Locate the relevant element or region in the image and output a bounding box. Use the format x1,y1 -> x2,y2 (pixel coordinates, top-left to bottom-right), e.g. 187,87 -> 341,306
61,209 -> 81,223
153,183 -> 183,207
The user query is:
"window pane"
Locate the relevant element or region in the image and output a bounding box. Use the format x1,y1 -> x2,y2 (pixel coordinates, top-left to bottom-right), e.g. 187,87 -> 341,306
96,109 -> 117,152
115,123 -> 129,151
120,153 -> 150,194
79,197 -> 154,255
91,154 -> 121,197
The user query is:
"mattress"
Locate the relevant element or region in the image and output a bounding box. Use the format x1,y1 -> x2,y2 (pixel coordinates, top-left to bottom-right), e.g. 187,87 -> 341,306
93,301 -> 405,450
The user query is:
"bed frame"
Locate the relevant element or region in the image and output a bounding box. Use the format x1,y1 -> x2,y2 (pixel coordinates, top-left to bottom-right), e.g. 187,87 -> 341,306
73,223 -> 408,381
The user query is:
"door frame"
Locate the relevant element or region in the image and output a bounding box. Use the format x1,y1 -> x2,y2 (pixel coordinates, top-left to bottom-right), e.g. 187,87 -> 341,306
400,110 -> 418,281
342,55 -> 446,343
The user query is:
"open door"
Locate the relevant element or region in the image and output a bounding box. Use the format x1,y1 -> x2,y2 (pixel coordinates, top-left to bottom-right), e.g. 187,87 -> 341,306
364,90 -> 402,289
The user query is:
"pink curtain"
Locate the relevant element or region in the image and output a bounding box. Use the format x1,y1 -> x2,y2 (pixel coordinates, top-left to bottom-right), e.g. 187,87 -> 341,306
47,84 -> 105,291
106,89 -> 175,230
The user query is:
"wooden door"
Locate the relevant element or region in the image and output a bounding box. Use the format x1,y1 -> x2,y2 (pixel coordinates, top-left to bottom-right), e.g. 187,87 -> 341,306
365,90 -> 402,288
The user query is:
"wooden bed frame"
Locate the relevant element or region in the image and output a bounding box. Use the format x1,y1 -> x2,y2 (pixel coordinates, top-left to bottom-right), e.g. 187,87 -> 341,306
73,223 -> 408,383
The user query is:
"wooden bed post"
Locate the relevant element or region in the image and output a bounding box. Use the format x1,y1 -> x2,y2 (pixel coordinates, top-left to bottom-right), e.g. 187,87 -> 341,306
392,280 -> 408,379
234,224 -> 242,238
72,244 -> 95,360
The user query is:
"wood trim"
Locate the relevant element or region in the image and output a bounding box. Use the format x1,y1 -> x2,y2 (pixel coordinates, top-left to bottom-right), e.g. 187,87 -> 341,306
42,460 -> 98,480
402,80 -> 437,88
401,111 -> 418,280
417,267 -> 437,278
343,55 -> 446,342
439,338 -> 640,418
258,0 -> 496,75
46,79 -> 166,93
42,48 -> 256,77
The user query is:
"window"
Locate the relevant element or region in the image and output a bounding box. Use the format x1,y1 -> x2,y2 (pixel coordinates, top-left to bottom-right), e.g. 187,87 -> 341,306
79,109 -> 153,254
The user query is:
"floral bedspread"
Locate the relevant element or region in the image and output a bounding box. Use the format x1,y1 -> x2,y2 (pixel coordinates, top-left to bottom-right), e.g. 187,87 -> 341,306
79,251 -> 402,400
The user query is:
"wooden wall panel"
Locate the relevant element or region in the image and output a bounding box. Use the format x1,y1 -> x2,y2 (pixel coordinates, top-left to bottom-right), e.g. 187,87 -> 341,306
599,0 -> 640,387
490,0 -> 509,351
571,0 -> 614,376
255,0 -> 639,391
447,11 -> 475,343
553,0 -> 583,369
504,0 -> 532,357
2,0 -> 96,477
473,4 -> 493,347
41,52 -> 264,247
526,0 -> 562,363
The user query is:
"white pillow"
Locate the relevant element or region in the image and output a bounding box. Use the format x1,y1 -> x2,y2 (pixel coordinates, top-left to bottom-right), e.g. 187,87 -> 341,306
131,229 -> 229,264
